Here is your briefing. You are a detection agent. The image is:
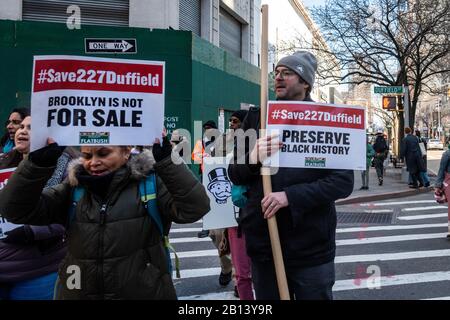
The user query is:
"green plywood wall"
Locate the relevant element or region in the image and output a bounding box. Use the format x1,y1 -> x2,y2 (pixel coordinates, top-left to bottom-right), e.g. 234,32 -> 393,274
0,20 -> 264,141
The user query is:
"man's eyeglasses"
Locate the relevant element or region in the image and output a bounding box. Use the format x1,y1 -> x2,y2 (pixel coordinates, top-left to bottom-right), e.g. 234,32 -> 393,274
229,118 -> 240,124
274,69 -> 297,79
5,119 -> 22,126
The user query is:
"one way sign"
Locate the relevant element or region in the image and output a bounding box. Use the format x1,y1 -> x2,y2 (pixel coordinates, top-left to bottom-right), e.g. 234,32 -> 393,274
85,38 -> 137,54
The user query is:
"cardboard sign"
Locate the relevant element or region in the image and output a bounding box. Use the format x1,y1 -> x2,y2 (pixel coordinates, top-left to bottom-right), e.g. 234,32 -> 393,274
30,55 -> 165,151
266,101 -> 366,170
202,156 -> 238,230
0,168 -> 22,239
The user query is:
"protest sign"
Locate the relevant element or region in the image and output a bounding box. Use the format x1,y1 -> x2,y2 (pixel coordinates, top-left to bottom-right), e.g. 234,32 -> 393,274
266,101 -> 366,170
0,168 -> 22,239
31,55 -> 165,151
202,156 -> 238,230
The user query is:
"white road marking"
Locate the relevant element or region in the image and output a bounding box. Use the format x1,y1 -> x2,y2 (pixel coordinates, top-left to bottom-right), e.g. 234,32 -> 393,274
398,213 -> 448,221
178,291 -> 237,300
402,206 -> 447,212
170,237 -> 212,243
337,223 -> 448,233
335,249 -> 450,263
336,233 -> 448,246
359,200 -> 435,207
334,271 -> 450,291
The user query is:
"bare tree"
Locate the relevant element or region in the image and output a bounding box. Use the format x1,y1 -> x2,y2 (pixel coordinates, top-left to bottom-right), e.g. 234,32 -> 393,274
287,0 -> 449,153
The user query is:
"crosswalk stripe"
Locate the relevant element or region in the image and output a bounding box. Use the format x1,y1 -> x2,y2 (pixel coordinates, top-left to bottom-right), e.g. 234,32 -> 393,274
337,223 -> 448,233
333,271 -> 450,291
172,248 -> 450,263
174,269 -> 450,295
170,228 -> 202,233
336,233 -> 447,246
363,209 -> 393,213
335,249 -> 450,263
359,200 -> 435,207
172,233 -> 448,245
174,267 -> 221,279
170,237 -> 212,243
178,291 -> 237,300
171,249 -> 217,259
398,213 -> 448,221
402,206 -> 447,212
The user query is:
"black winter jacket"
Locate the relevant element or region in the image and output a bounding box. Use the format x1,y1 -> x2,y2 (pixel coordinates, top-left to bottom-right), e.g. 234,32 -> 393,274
0,151 -> 210,299
228,107 -> 354,267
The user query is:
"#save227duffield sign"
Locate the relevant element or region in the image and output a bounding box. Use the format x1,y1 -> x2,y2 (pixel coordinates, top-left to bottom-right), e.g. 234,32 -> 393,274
31,55 -> 164,151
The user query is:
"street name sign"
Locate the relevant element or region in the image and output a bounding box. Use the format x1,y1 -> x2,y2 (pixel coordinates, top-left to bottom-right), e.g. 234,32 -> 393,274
85,39 -> 137,54
374,86 -> 403,94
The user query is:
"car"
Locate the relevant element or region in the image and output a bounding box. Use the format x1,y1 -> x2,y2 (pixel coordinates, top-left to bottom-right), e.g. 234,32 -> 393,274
427,139 -> 444,150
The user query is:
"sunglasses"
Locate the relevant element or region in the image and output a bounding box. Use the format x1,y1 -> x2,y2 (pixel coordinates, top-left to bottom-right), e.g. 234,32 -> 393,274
5,119 -> 22,126
229,118 -> 240,124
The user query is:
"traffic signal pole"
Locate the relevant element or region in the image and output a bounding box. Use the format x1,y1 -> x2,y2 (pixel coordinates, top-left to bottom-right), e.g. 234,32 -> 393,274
403,85 -> 409,130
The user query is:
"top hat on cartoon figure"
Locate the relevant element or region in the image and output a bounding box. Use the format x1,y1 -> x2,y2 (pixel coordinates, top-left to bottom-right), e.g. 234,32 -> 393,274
207,167 -> 230,188
207,168 -> 232,203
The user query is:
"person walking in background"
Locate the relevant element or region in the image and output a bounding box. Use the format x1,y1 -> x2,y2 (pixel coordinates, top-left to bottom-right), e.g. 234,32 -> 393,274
360,135 -> 375,190
414,130 -> 430,187
372,129 -> 388,186
400,127 -> 425,189
434,144 -> 450,238
0,108 -> 30,155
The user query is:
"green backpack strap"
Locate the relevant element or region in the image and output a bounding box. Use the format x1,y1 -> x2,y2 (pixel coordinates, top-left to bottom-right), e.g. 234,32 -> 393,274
139,173 -> 180,279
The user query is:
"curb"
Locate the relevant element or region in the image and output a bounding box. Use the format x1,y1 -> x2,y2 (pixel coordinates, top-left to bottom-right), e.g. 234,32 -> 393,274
336,187 -> 433,205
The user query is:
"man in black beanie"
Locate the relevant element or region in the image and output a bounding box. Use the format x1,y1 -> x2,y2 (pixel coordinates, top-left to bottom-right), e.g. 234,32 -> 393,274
228,51 -> 354,300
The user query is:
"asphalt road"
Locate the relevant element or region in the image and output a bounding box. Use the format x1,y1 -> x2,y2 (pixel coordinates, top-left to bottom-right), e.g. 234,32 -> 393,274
170,191 -> 450,300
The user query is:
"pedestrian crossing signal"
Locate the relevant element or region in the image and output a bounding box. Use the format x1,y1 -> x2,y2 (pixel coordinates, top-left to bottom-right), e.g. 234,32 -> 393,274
382,96 -> 396,110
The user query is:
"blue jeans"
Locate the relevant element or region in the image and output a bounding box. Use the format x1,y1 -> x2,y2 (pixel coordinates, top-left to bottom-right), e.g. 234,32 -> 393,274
251,259 -> 335,300
0,272 -> 57,300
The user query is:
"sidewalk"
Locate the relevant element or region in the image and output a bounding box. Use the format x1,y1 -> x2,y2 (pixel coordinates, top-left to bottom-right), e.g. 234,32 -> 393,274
336,164 -> 434,205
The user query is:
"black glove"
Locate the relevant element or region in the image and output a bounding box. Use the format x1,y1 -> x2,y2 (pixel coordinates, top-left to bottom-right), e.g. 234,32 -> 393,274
152,136 -> 173,162
28,143 -> 64,167
3,226 -> 34,245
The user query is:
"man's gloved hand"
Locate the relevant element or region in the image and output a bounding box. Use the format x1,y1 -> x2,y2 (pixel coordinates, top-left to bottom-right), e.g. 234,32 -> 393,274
152,136 -> 173,162
28,143 -> 65,167
3,225 -> 34,245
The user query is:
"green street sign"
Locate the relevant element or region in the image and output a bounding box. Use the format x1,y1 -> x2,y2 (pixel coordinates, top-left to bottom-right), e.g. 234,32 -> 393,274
374,86 -> 403,94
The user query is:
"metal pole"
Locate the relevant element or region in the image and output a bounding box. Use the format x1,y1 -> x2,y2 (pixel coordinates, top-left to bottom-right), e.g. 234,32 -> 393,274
438,100 -> 441,140
403,85 -> 409,129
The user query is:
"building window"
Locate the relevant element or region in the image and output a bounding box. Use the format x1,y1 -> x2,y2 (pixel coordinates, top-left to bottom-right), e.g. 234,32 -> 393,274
22,0 -> 129,27
219,7 -> 242,58
179,0 -> 201,36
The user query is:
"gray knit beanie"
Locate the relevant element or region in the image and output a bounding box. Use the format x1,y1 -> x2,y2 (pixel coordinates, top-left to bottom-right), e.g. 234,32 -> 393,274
276,51 -> 318,88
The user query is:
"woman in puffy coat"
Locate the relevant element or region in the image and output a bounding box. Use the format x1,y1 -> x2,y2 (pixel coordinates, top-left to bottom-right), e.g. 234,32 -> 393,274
0,136 -> 210,299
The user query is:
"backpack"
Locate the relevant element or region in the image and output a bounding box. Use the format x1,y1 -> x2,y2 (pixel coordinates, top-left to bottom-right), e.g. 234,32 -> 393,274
69,173 -> 180,278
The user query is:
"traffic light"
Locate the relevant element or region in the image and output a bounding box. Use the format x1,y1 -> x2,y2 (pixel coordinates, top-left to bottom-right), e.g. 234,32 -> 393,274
382,96 -> 396,110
